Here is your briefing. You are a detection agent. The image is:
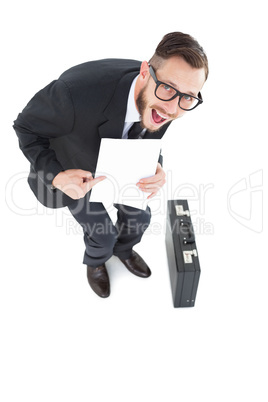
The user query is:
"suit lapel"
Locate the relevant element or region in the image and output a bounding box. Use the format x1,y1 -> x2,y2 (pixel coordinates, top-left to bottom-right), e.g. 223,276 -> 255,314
98,71 -> 139,139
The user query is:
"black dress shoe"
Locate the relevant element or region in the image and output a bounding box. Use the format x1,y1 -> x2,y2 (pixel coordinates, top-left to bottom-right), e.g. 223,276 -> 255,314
87,264 -> 110,298
119,251 -> 151,278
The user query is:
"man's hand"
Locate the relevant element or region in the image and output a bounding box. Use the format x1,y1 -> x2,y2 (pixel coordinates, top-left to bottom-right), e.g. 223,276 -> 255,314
136,163 -> 166,199
52,169 -> 106,200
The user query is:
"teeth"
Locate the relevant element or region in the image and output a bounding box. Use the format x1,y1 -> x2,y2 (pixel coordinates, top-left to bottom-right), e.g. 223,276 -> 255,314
156,110 -> 167,120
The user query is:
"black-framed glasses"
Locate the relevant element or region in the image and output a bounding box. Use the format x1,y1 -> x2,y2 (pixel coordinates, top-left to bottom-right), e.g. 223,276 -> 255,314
149,66 -> 203,111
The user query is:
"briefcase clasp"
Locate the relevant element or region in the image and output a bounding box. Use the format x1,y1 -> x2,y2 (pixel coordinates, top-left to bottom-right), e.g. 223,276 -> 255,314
183,249 -> 198,264
175,205 -> 190,217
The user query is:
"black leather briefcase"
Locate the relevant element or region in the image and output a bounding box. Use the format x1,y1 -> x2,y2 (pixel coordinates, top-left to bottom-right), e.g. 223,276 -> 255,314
165,200 -> 201,308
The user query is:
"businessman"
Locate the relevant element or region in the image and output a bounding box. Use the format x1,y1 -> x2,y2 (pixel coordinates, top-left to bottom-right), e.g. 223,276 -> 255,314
13,32 -> 209,298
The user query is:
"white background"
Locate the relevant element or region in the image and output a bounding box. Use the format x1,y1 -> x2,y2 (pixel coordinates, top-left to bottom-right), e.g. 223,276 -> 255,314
1,1 -> 267,401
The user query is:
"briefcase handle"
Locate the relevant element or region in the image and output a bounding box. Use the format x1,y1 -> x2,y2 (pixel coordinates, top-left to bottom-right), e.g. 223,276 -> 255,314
180,219 -> 195,244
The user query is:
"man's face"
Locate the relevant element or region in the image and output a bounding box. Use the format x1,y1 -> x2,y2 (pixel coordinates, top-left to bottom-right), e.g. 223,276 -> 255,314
135,56 -> 206,132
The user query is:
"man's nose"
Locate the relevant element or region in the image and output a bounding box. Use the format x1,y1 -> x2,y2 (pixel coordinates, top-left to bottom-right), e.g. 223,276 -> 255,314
165,97 -> 181,118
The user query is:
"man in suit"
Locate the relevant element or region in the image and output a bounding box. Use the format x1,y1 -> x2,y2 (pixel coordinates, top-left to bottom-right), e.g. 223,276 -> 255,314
13,32 -> 208,298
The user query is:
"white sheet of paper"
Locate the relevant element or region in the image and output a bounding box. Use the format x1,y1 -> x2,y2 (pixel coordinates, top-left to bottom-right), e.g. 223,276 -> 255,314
90,138 -> 161,219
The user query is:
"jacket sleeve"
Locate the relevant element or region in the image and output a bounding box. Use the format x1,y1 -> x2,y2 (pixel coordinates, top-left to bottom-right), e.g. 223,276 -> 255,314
13,79 -> 75,187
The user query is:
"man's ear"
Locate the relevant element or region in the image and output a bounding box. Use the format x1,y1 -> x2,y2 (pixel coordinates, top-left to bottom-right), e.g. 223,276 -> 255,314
134,61 -> 150,100
139,61 -> 150,80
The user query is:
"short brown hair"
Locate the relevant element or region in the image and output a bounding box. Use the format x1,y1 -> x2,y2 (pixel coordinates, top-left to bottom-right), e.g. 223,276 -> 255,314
149,32 -> 209,80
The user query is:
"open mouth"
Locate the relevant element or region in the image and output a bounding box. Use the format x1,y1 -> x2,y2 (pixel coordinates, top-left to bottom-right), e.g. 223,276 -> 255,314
152,109 -> 168,125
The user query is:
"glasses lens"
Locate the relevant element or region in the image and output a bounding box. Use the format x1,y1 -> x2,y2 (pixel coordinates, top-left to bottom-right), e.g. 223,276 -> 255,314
156,84 -> 200,110
179,95 -> 199,110
156,84 -> 177,101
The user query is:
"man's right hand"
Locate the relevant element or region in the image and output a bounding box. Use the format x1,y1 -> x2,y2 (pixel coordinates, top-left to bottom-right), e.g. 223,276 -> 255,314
52,169 -> 106,200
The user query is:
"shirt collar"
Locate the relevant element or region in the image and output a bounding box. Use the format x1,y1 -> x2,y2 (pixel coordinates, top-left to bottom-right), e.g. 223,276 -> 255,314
124,75 -> 140,123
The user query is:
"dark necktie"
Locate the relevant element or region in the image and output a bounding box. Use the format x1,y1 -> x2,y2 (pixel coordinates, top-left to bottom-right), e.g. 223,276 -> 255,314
128,121 -> 144,139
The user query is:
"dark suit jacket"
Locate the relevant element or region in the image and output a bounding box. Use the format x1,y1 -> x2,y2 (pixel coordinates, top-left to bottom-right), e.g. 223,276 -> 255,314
13,59 -> 171,208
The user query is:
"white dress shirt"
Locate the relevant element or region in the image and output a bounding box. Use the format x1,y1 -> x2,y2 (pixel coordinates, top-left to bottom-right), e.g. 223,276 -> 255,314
122,75 -> 146,139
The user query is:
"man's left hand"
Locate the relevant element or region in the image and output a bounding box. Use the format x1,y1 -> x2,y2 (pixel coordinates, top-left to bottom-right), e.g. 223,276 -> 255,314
136,163 -> 166,199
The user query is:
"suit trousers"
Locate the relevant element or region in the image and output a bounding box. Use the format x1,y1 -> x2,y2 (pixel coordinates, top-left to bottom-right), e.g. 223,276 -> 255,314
68,192 -> 151,268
